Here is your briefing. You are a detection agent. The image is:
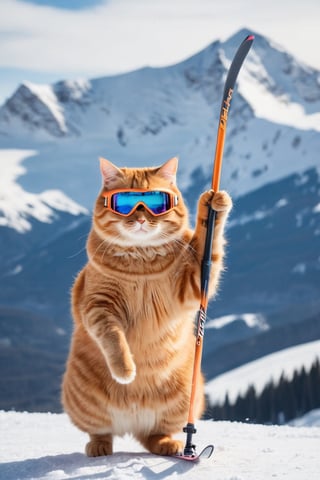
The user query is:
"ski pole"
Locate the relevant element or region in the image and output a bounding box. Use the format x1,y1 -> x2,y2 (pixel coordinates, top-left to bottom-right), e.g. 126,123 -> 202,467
182,34 -> 254,458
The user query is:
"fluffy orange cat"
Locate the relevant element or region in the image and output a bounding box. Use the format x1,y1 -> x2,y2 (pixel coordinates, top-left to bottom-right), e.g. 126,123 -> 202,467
62,156 -> 232,457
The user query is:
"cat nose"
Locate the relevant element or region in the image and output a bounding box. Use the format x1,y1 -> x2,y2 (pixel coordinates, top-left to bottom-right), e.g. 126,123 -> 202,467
137,218 -> 146,224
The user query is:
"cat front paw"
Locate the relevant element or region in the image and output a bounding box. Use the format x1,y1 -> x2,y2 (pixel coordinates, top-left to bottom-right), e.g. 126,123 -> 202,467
198,190 -> 232,218
110,358 -> 137,384
211,190 -> 232,212
112,367 -> 136,384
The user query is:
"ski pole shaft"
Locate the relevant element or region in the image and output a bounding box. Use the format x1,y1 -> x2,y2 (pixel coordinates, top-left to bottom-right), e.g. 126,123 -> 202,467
183,34 -> 254,456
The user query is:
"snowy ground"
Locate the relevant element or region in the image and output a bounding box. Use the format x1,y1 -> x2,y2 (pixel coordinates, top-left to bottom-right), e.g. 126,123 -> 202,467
1,411 -> 320,480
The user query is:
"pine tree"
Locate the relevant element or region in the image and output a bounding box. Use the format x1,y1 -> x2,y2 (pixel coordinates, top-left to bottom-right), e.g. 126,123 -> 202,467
246,384 -> 257,422
309,358 -> 320,408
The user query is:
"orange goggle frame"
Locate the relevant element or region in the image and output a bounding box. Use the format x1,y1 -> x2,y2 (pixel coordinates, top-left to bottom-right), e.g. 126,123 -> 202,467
102,188 -> 179,217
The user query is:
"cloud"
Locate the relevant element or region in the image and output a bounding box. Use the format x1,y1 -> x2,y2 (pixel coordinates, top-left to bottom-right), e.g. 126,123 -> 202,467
1,0 -> 228,75
0,0 -> 319,80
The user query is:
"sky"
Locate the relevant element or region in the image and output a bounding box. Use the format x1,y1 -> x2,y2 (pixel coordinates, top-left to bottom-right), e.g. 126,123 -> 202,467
0,0 -> 319,104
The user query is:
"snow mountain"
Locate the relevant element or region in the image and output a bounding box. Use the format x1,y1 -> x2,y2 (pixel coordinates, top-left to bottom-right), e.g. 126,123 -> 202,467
1,29 -> 320,206
0,28 -> 320,412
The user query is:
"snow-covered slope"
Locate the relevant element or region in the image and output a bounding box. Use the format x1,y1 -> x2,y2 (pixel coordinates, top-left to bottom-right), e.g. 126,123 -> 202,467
290,409 -> 320,427
1,411 -> 319,480
0,149 -> 87,232
206,340 -> 320,405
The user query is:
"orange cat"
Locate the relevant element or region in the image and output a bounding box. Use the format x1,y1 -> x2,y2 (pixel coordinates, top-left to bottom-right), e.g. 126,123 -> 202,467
62,156 -> 232,457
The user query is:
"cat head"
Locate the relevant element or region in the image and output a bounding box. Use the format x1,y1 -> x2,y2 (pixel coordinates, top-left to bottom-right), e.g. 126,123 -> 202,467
93,157 -> 188,247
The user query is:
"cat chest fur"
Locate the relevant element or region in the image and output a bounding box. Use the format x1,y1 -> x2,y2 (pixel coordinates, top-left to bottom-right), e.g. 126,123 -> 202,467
122,276 -> 197,333
109,404 -> 158,437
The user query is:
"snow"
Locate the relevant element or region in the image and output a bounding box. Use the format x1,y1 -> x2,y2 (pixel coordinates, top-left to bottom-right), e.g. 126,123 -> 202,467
206,340 -> 320,405
0,411 -> 319,480
39,190 -> 89,217
292,263 -> 307,275
290,409 -> 320,427
275,198 -> 288,208
8,264 -> 23,275
239,64 -> 320,132
206,313 -> 269,331
0,149 -> 88,232
23,82 -> 67,134
227,197 -> 288,229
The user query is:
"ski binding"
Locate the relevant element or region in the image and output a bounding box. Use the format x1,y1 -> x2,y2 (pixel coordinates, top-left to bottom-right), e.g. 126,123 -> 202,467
175,444 -> 214,462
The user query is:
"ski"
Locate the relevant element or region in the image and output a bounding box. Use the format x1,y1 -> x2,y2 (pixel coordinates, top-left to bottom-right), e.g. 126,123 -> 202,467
181,34 -> 254,460
175,444 -> 214,462
212,33 -> 255,193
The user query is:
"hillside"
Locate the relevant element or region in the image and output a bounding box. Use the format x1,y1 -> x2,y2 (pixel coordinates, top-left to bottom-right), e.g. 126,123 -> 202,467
206,339 -> 320,405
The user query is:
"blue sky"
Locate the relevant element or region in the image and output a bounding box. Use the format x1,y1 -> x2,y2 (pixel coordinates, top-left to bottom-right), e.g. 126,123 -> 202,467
0,0 -> 319,104
21,0 -> 105,10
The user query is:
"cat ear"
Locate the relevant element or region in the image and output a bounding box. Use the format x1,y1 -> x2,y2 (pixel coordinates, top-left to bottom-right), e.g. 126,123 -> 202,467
99,157 -> 123,185
157,157 -> 178,185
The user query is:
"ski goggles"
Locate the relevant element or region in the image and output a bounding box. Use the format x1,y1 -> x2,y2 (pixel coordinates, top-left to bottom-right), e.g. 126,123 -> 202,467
102,188 -> 179,216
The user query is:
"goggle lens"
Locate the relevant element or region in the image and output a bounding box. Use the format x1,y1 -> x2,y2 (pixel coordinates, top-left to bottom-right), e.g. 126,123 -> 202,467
103,189 -> 178,216
112,191 -> 171,215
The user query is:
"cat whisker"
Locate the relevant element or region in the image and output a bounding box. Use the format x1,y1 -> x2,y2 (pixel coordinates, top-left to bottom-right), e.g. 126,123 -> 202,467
68,245 -> 87,260
91,237 -> 113,262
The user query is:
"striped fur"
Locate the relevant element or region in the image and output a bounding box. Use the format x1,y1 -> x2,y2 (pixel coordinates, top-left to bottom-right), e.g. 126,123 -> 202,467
62,157 -> 232,457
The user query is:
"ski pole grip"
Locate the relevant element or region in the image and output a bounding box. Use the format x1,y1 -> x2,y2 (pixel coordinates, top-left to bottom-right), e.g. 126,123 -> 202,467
201,207 -> 216,293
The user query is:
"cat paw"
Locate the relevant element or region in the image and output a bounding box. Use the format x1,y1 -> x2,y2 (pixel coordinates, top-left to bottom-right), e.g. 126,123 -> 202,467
198,190 -> 214,209
143,435 -> 183,456
86,434 -> 113,457
198,190 -> 232,218
111,360 -> 136,384
211,190 -> 232,212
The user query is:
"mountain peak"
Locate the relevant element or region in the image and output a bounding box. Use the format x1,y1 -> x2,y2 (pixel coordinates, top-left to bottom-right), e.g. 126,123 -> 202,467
53,78 -> 92,104
224,27 -> 257,45
1,28 -> 320,142
0,82 -> 68,137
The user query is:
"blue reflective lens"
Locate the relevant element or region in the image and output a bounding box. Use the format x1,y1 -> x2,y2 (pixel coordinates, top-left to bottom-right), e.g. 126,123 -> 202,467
112,191 -> 170,215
